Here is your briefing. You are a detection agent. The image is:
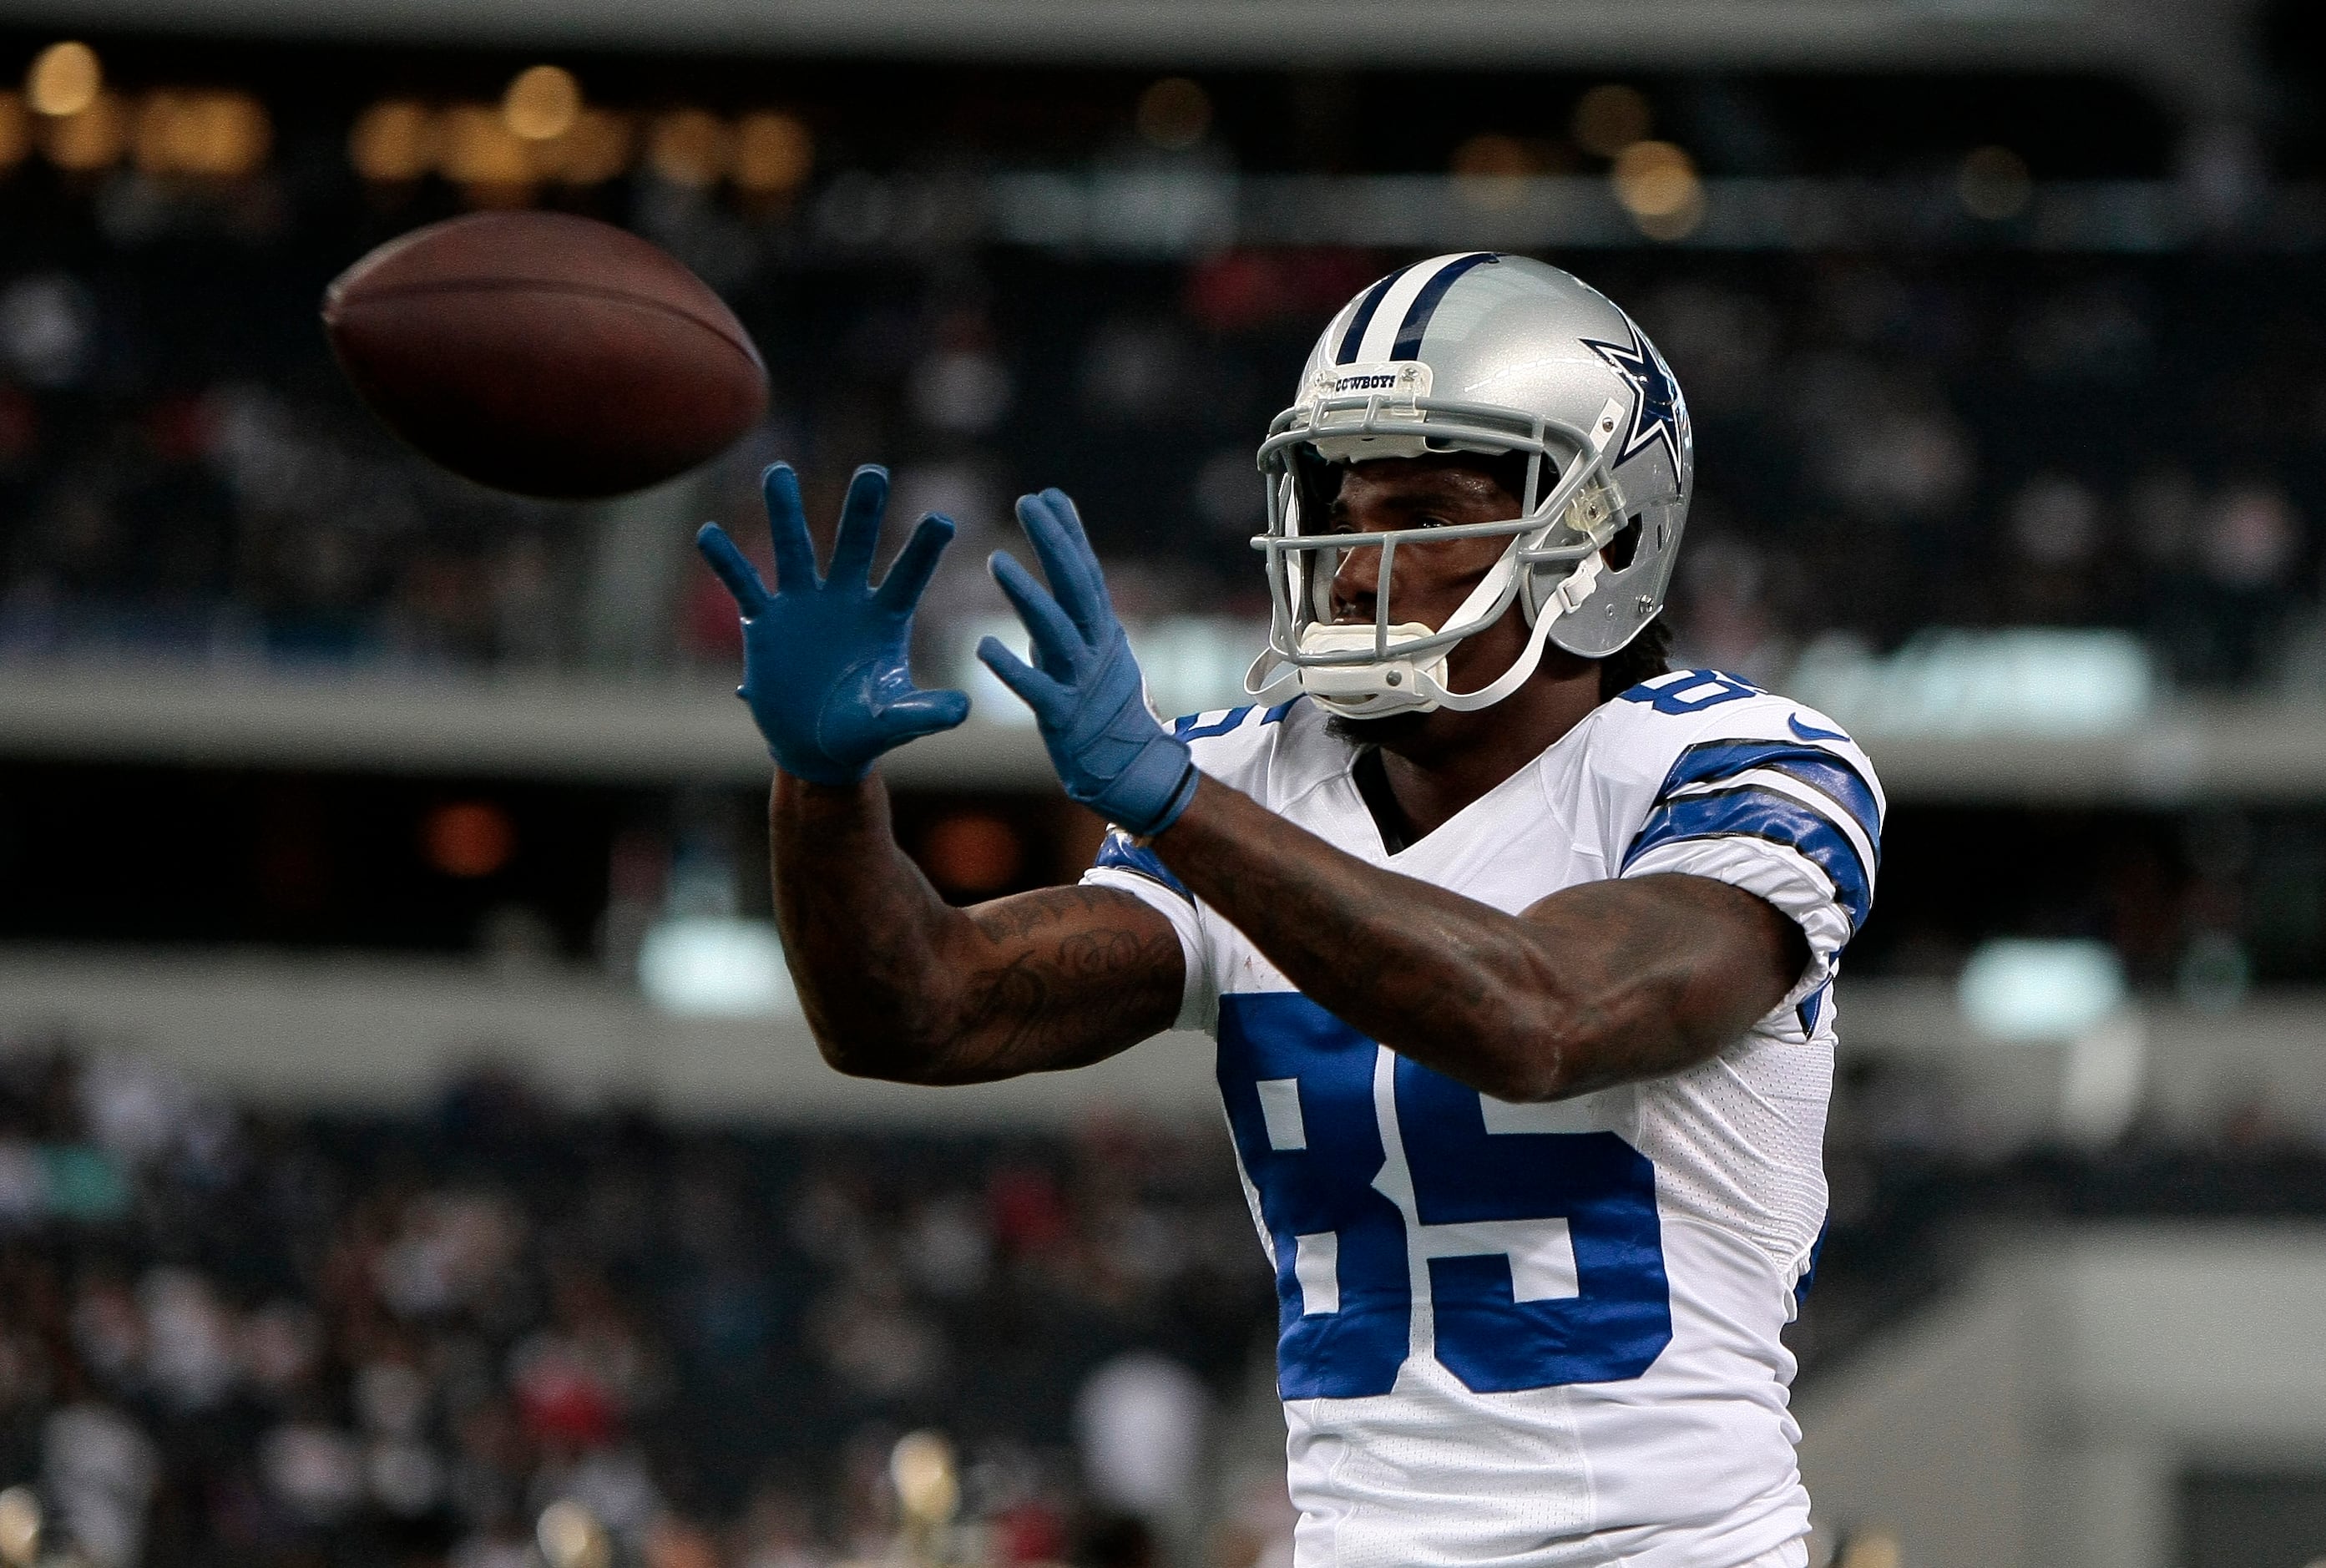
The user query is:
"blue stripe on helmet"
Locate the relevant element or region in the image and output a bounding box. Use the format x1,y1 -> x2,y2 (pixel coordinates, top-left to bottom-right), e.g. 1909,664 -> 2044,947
1388,252 -> 1499,360
1336,266 -> 1410,365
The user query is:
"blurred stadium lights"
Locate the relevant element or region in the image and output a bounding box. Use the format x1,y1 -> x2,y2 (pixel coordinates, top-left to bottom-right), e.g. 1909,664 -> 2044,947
500,63 -> 579,143
534,1500 -> 613,1568
1956,938 -> 2146,1146
1572,83 -> 1654,159
944,169 -> 2312,255
731,109 -> 812,195
544,105 -> 631,185
1610,139 -> 1706,240
34,83 -> 121,170
13,43 -> 271,178
635,914 -> 796,1019
437,100 -> 528,197
347,98 -> 432,181
3,81 -> 2288,250
350,95 -> 642,191
956,615 -> 1262,724
1958,938 -> 2126,1041
23,39 -> 99,118
0,1486 -> 36,1568
919,811 -> 1025,896
420,801 -> 518,879
129,89 -> 271,178
645,108 -> 727,188
1789,628 -> 2155,739
342,97 -> 808,194
3,78 -> 2298,252
1449,133 -> 1540,212
888,1429 -> 960,1529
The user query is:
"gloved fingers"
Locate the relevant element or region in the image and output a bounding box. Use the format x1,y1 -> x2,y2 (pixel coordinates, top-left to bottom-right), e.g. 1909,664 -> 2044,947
828,464 -> 892,588
1049,489 -> 1115,618
1015,488 -> 1110,641
989,550 -> 1085,678
760,463 -> 822,592
877,685 -> 972,740
695,522 -> 772,615
1038,487 -> 1099,556
872,513 -> 956,616
976,635 -> 1070,716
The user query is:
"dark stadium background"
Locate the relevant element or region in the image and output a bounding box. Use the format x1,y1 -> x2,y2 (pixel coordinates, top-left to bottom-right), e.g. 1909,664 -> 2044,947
0,6 -> 2318,1565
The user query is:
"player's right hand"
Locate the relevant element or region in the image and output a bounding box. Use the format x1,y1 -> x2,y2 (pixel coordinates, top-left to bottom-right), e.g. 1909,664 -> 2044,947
695,463 -> 970,785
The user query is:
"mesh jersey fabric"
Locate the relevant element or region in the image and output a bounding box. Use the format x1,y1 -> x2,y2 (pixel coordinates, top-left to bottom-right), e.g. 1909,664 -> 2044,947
1082,676 -> 1883,1568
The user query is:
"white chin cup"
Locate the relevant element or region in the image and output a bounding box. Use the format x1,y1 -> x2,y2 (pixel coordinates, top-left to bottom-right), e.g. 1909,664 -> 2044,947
1292,622 -> 1447,719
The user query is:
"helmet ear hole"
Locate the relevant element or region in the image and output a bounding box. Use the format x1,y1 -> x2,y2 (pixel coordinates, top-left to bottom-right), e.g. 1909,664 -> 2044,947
1601,514 -> 1643,572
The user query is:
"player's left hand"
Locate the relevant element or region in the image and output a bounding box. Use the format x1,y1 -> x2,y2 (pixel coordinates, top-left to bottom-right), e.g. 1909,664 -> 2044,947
979,489 -> 1200,837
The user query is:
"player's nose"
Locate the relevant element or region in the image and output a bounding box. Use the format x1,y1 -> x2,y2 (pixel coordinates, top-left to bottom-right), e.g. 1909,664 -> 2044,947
1329,541 -> 1383,623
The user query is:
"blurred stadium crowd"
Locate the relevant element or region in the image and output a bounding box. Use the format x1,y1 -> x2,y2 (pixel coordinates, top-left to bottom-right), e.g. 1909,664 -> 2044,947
5,241 -> 2323,695
0,1040 -> 1276,1568
0,1032 -> 2318,1567
0,51 -> 2319,694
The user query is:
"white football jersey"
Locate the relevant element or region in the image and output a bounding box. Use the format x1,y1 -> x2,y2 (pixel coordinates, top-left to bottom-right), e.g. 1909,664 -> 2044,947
1083,672 -> 1883,1568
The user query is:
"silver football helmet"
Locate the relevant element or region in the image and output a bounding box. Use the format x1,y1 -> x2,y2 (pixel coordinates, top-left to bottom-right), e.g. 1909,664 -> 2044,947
1245,252 -> 1694,718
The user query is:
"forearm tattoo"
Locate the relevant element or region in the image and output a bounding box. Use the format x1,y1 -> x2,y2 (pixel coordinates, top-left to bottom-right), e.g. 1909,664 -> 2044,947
1152,776 -> 1802,1101
769,777 -> 1183,1082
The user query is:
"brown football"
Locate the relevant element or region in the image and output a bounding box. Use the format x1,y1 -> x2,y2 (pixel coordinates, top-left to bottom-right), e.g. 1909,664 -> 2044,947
322,211 -> 768,499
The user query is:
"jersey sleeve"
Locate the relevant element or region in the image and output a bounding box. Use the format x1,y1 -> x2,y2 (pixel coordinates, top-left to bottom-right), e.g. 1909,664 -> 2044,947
1071,701 -> 1302,1033
1615,715 -> 1884,1010
1081,829 -> 1216,1032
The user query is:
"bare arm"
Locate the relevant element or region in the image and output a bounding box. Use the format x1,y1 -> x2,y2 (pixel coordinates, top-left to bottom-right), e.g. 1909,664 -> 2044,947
1152,775 -> 1807,1103
770,772 -> 1186,1085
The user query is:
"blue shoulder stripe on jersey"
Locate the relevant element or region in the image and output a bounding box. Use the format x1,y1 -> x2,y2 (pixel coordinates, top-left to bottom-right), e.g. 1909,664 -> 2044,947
1092,832 -> 1193,903
1173,705 -> 1255,741
1623,787 -> 1873,932
1795,979 -> 1831,1039
1661,740 -> 1882,862
1336,267 -> 1409,364
1388,252 -> 1499,359
1172,698 -> 1299,741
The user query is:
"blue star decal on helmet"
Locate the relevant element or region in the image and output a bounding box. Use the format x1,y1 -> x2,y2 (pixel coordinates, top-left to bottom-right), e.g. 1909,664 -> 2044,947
1580,323 -> 1687,471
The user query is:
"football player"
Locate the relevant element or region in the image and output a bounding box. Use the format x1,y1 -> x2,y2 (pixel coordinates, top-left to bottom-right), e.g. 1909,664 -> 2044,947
697,252 -> 1882,1568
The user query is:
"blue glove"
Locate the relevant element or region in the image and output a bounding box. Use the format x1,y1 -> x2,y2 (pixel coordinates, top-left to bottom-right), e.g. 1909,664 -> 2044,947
977,488 -> 1199,837
696,463 -> 969,785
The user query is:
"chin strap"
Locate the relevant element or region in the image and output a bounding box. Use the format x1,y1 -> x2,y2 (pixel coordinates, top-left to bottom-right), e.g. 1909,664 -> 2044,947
1242,550 -> 1607,720
1241,532 -> 1543,708
1417,550 -> 1604,712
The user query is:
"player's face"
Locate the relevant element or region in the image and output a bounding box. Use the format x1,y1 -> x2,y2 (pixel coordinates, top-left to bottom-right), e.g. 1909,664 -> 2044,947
1325,456 -> 1530,689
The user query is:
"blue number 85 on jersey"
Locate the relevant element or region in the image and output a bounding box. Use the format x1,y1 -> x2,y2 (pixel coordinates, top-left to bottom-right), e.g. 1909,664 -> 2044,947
1219,993 -> 1672,1400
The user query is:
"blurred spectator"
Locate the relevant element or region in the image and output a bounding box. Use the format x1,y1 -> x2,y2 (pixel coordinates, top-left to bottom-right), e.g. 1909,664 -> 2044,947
0,1040 -> 1271,1565
1074,1352 -> 1208,1525
0,162 -> 2319,692
45,1400 -> 157,1568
